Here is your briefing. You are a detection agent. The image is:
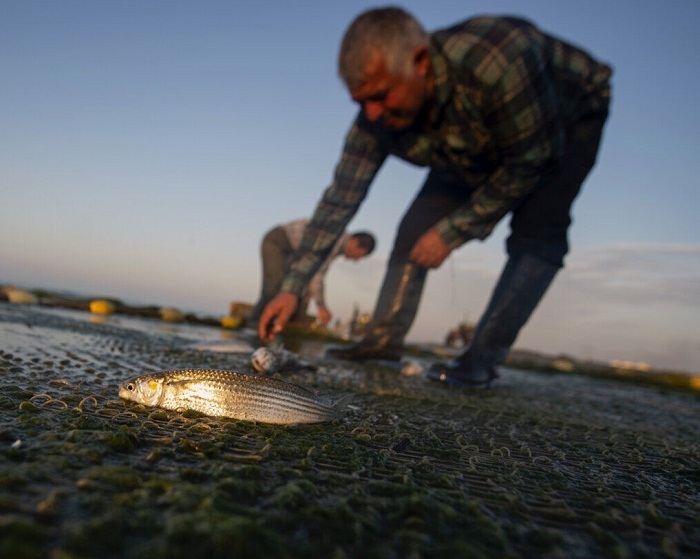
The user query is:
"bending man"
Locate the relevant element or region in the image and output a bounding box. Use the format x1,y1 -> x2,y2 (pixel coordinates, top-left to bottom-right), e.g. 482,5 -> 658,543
260,8 -> 611,387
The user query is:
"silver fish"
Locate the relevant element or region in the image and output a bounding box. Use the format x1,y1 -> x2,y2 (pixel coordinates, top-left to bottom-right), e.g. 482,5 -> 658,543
119,369 -> 339,424
250,346 -> 310,374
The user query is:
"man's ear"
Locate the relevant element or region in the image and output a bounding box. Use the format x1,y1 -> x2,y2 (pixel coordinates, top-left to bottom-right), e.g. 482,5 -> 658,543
413,46 -> 430,77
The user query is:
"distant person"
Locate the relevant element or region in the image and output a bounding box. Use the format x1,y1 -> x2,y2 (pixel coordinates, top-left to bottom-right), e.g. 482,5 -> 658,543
248,219 -> 375,327
260,8 -> 611,387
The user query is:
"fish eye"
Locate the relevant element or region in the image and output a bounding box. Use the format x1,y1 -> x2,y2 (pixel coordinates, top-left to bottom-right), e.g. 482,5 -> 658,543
126,383 -> 135,391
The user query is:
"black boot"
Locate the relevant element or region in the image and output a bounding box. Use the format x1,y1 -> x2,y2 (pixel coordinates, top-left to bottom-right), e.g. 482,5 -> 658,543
327,262 -> 426,362
427,254 -> 559,387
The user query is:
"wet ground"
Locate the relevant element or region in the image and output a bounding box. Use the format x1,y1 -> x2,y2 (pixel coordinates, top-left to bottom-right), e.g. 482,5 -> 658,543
1,302 -> 698,558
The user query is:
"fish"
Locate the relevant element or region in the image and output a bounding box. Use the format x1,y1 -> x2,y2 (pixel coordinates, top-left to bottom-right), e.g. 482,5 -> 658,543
250,346 -> 312,374
118,368 -> 340,424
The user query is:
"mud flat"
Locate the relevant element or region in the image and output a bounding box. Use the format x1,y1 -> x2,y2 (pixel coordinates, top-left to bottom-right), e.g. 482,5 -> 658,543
1,302 -> 698,558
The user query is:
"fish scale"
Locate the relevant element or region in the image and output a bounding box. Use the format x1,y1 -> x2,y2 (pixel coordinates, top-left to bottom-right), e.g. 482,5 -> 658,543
119,369 -> 339,424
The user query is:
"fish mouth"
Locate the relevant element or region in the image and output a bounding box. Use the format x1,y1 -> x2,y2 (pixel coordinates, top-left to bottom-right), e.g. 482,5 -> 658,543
118,382 -> 133,401
118,377 -> 140,401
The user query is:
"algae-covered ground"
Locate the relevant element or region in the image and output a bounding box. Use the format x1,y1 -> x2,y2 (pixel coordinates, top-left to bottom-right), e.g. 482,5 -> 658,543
0,303 -> 698,559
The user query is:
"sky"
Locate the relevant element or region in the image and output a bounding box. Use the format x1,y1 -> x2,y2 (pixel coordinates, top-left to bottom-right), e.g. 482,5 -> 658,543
2,1 -> 699,373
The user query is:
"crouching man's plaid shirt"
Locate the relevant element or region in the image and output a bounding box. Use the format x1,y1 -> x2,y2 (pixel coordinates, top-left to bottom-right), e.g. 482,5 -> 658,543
282,16 -> 612,296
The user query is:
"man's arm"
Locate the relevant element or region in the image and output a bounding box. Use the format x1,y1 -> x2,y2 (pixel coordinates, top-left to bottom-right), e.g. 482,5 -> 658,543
259,293 -> 299,342
409,228 -> 452,269
259,117 -> 387,340
281,118 -> 387,296
305,232 -> 349,308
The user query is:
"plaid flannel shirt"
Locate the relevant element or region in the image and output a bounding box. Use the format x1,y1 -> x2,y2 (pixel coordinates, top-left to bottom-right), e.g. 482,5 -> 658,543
280,219 -> 349,308
281,16 -> 611,296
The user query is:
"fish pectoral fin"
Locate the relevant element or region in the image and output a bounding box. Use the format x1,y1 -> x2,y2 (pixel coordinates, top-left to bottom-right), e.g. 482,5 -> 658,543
167,380 -> 219,404
163,379 -> 199,399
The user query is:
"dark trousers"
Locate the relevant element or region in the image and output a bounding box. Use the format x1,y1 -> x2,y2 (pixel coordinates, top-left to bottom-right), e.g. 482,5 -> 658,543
364,112 -> 608,349
392,112 -> 609,267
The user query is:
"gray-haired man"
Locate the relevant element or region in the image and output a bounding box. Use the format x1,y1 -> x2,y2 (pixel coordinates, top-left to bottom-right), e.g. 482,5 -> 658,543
260,7 -> 611,387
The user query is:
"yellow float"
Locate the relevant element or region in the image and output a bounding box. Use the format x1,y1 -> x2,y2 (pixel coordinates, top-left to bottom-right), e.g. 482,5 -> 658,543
220,316 -> 241,329
89,299 -> 115,315
159,308 -> 184,323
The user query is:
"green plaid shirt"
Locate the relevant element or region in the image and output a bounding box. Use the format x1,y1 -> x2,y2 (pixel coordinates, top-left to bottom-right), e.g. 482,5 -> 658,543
282,16 -> 611,296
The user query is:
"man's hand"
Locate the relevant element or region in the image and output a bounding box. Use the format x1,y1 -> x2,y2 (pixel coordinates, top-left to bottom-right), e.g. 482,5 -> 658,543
316,305 -> 332,325
258,293 -> 299,342
409,228 -> 452,269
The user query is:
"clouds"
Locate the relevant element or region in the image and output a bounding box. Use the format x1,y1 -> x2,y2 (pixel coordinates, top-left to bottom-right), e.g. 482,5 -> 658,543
512,243 -> 700,372
565,243 -> 700,308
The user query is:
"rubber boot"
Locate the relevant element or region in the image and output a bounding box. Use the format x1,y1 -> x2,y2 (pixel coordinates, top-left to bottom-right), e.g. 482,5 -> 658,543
427,254 -> 559,386
327,262 -> 426,361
